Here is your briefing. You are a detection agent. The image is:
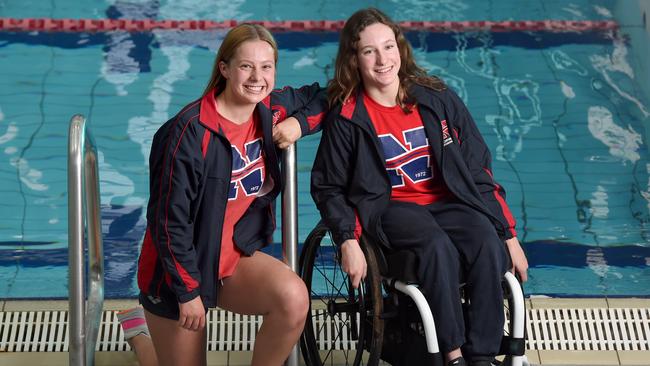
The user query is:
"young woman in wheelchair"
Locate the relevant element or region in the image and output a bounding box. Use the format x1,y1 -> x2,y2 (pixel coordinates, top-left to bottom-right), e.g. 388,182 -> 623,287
311,8 -> 529,366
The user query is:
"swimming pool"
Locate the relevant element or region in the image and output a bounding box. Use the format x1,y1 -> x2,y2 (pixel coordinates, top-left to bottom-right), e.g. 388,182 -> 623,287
1,0 -> 649,298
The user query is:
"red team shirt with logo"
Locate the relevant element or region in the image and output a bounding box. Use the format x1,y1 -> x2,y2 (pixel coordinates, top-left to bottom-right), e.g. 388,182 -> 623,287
363,92 -> 452,205
216,110 -> 266,279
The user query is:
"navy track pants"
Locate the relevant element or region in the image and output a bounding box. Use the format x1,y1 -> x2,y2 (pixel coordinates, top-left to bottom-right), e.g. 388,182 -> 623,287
379,200 -> 508,360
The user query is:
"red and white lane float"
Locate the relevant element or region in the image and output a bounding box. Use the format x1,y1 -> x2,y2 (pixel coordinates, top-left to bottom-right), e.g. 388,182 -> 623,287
0,18 -> 618,33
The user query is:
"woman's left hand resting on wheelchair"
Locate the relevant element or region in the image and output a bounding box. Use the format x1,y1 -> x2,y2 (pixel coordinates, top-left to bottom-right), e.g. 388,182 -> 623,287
341,239 -> 368,288
505,237 -> 529,282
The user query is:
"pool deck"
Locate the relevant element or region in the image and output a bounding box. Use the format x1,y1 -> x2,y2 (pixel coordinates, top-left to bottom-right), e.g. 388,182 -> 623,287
1,298 -> 649,365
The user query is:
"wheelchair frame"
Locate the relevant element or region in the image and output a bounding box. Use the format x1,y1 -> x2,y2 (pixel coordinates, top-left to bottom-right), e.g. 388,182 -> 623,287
299,223 -> 529,366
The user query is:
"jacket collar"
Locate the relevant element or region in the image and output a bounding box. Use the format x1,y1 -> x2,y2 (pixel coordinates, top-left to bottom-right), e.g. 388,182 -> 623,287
337,84 -> 449,133
199,87 -> 272,134
337,88 -> 377,136
405,83 -> 449,118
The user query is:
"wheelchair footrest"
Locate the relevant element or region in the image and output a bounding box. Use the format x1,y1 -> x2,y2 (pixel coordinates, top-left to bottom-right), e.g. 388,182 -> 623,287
499,336 -> 525,356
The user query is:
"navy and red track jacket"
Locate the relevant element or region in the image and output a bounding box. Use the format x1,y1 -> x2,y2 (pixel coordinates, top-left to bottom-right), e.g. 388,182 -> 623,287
311,84 -> 517,248
138,83 -> 325,307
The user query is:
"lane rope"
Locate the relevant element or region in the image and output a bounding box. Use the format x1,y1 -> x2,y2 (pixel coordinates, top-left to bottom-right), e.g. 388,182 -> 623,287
0,18 -> 618,33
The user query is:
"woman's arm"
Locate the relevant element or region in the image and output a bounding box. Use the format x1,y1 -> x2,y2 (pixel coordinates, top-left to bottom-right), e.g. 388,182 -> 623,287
271,83 -> 327,147
272,116 -> 303,149
310,115 -> 359,246
311,116 -> 368,287
148,116 -> 203,303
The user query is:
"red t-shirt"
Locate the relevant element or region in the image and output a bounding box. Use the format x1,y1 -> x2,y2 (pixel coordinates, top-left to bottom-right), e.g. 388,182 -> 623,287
217,110 -> 266,279
363,92 -> 452,205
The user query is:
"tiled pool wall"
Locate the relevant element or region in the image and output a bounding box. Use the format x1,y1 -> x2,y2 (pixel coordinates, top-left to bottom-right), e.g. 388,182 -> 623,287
615,0 -> 650,103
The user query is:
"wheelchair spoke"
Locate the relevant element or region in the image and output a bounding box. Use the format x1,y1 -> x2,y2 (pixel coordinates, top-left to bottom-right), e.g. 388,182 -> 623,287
315,264 -> 353,302
333,312 -> 356,359
313,263 -> 348,301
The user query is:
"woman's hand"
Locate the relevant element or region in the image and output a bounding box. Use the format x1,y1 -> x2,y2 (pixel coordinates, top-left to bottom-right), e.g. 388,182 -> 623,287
340,239 -> 367,288
178,296 -> 206,331
272,117 -> 302,149
505,237 -> 529,282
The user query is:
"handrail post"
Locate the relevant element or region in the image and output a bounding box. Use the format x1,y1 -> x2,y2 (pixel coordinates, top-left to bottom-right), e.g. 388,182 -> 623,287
68,115 -> 86,366
282,143 -> 300,366
68,114 -> 105,366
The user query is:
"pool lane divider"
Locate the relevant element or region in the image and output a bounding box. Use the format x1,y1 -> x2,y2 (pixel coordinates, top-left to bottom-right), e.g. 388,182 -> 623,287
0,18 -> 618,33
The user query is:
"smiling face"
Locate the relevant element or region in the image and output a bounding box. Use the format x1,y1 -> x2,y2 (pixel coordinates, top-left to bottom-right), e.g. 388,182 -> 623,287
219,39 -> 276,105
356,22 -> 401,98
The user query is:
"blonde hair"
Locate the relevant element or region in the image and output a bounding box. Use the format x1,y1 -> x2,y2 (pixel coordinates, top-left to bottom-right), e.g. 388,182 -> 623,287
203,23 -> 279,96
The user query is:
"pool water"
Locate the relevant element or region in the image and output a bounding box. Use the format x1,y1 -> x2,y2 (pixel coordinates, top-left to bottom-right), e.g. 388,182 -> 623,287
0,0 -> 649,298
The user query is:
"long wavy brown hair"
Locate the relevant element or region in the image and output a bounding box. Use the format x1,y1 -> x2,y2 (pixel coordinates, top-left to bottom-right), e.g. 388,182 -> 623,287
202,23 -> 279,97
328,8 -> 446,109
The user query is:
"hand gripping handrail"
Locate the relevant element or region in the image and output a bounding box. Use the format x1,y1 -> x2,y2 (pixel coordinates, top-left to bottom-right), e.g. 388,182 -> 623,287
281,143 -> 300,366
68,114 -> 105,366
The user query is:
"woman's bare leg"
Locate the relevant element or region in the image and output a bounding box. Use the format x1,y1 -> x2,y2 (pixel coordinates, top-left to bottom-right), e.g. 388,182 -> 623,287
128,334 -> 158,366
217,251 -> 309,366
144,309 -> 207,366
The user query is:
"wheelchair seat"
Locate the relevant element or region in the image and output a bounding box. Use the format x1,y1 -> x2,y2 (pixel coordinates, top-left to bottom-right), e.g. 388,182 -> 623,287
384,249 -> 420,284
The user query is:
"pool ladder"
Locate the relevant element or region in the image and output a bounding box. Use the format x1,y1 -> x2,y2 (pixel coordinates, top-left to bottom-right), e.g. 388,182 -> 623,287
67,114 -> 104,366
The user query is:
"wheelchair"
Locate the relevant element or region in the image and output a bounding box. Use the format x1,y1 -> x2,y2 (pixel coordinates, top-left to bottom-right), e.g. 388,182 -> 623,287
299,222 -> 529,366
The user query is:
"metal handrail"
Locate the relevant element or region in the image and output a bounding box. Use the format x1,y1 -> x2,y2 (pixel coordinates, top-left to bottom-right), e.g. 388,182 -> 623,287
281,143 -> 300,366
68,114 -> 105,366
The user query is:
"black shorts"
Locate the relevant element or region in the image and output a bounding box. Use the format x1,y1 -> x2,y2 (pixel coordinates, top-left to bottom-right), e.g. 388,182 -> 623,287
139,290 -> 181,320
139,291 -> 208,321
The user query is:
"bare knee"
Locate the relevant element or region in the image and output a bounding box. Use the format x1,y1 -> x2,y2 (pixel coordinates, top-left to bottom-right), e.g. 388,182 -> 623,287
275,277 -> 309,329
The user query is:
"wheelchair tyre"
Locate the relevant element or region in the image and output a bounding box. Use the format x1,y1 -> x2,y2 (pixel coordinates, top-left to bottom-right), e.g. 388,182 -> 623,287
299,225 -> 384,366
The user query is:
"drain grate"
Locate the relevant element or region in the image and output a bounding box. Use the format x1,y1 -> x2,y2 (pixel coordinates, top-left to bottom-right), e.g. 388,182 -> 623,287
1,308 -> 648,352
526,307 -> 650,351
0,311 -> 69,352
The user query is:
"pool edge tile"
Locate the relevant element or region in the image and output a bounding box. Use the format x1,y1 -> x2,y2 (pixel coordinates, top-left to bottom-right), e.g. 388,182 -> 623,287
3,300 -> 68,311
530,297 -> 609,309
617,350 -> 650,365
1,299 -> 142,311
607,298 -> 650,308
227,351 -> 253,366
538,350 -> 620,365
103,299 -> 140,310
96,351 -> 139,365
525,349 -> 541,364
206,351 -> 229,366
0,352 -> 68,366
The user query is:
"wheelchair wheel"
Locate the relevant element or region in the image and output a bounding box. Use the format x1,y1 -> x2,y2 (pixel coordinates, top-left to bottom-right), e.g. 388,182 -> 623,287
300,225 -> 384,366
